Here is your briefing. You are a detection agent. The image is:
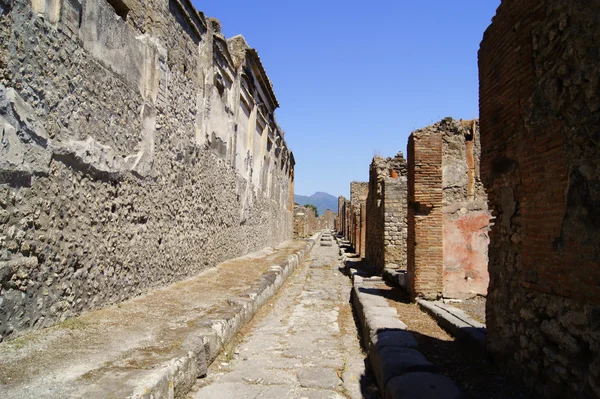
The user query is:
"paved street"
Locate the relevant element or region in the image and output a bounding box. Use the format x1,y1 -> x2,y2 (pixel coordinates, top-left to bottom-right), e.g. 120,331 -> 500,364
194,235 -> 376,399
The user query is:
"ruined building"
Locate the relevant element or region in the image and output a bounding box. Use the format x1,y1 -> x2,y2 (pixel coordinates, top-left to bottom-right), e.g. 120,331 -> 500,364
480,0 -> 600,397
365,153 -> 408,273
319,209 -> 336,231
0,0 -> 295,340
293,204 -> 317,239
348,182 -> 368,258
336,196 -> 346,235
407,118 -> 490,300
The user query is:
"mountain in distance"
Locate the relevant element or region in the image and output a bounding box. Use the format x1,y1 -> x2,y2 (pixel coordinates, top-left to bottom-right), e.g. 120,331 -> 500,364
294,192 -> 338,216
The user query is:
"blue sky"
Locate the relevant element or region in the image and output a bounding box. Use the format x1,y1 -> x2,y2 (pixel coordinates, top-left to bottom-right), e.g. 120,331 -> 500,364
194,1 -> 501,198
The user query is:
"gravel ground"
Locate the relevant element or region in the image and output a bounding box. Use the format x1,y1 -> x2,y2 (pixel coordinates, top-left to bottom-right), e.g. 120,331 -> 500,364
451,296 -> 487,324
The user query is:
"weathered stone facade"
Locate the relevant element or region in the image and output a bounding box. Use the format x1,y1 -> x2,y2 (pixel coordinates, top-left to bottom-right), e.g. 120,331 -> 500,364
293,204 -> 317,238
319,209 -> 335,230
336,196 -> 346,234
365,153 -> 408,273
479,1 -> 600,397
0,0 -> 295,340
407,119 -> 490,299
349,182 -> 368,258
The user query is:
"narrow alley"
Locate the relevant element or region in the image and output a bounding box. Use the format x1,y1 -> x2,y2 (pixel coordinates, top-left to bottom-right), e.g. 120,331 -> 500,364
193,233 -> 377,399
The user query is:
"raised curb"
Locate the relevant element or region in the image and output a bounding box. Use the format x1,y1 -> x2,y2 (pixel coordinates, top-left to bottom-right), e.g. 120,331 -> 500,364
131,234 -> 320,398
416,299 -> 486,348
348,270 -> 464,398
382,268 -> 407,291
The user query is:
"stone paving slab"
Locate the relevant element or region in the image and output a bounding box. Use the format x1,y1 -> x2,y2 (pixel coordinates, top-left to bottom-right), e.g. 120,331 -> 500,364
416,299 -> 486,348
0,236 -> 318,399
194,236 -> 374,399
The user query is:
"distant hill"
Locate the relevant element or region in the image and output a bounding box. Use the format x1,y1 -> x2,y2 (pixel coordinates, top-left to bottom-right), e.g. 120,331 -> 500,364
294,192 -> 338,216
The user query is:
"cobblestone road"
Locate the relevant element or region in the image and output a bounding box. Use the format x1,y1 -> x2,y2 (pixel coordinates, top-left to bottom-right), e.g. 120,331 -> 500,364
193,236 -> 377,399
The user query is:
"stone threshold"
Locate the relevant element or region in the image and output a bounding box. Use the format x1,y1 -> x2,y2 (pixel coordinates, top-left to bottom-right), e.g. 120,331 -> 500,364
0,235 -> 318,399
416,299 -> 486,349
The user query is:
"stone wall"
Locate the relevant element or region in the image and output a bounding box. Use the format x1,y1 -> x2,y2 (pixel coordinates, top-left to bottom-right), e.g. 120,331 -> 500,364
407,118 -> 490,299
479,1 -> 600,397
365,153 -> 408,273
407,127 -> 444,299
293,204 -> 316,238
350,182 -> 368,257
319,209 -> 335,230
441,119 -> 490,299
0,0 -> 295,340
336,196 -> 346,234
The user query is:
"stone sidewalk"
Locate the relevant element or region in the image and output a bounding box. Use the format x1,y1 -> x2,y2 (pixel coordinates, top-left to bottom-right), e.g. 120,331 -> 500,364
194,233 -> 376,399
0,238 -> 316,399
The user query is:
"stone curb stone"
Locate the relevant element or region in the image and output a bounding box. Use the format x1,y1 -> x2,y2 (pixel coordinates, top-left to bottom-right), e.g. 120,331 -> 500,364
382,268 -> 407,290
370,346 -> 437,391
384,372 -> 465,399
128,234 -> 320,398
416,299 -> 486,348
348,272 -> 464,398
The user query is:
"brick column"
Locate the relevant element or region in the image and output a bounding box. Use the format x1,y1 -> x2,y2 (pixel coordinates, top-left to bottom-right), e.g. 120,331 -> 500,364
407,132 -> 443,299
360,201 -> 367,259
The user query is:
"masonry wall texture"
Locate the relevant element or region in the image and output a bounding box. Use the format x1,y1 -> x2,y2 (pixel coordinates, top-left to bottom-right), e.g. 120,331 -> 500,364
365,153 -> 408,273
407,118 -> 490,300
0,0 -> 295,341
407,128 -> 444,299
441,119 -> 490,299
336,196 -> 346,235
349,182 -> 368,257
479,1 -> 600,397
293,204 -> 316,239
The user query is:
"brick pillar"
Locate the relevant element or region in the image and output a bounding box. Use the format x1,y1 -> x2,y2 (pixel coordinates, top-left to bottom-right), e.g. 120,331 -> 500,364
360,201 -> 367,259
407,131 -> 443,299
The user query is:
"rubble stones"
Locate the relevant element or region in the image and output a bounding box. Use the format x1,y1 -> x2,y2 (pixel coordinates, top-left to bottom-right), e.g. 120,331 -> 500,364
0,0 -> 295,340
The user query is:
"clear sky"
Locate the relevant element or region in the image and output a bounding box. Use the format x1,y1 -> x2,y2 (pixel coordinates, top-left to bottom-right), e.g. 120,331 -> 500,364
193,0 -> 501,199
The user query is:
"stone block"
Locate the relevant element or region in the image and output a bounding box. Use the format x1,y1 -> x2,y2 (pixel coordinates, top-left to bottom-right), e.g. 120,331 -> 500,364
370,346 -> 436,392
384,372 -> 464,399
371,330 -> 418,351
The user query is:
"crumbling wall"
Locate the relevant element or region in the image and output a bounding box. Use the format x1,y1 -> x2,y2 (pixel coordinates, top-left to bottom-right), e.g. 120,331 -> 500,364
479,1 -> 600,397
336,196 -> 346,234
365,153 -> 408,273
350,182 -> 368,257
319,209 -> 335,230
293,204 -> 316,238
441,118 -> 490,299
0,0 -> 294,340
407,119 -> 490,299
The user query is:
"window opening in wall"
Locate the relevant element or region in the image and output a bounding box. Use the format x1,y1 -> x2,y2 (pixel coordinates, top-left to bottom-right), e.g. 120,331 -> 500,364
107,0 -> 129,21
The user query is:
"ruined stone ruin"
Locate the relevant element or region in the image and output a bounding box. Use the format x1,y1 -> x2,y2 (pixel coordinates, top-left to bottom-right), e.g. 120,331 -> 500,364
0,0 -> 295,340
407,118 -> 490,300
480,0 -> 599,396
293,204 -> 317,238
335,1 -> 599,397
0,0 -> 598,398
340,119 -> 490,300
365,152 -> 408,273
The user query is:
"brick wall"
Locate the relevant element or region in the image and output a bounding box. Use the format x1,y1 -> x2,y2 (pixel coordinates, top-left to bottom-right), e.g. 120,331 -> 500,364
350,182 -> 368,256
365,154 -> 408,272
407,130 -> 443,299
479,0 -> 600,397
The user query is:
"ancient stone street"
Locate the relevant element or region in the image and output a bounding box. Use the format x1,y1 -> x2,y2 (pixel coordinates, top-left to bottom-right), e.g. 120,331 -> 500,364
194,235 -> 375,399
